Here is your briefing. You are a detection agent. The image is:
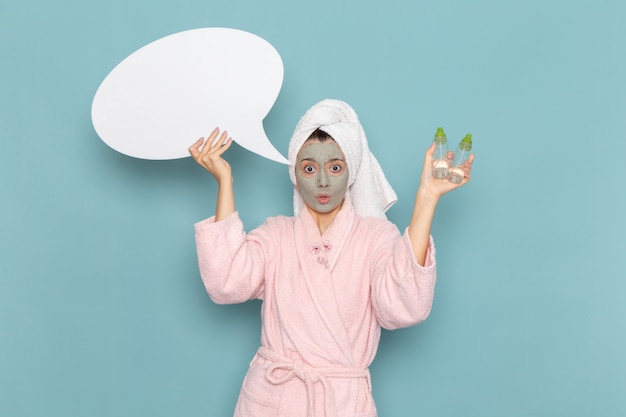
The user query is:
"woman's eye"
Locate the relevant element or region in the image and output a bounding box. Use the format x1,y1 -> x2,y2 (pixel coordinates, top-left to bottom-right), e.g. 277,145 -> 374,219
330,164 -> 342,173
304,165 -> 315,173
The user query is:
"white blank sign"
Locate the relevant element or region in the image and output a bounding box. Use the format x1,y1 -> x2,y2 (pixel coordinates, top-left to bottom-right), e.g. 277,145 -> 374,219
91,27 -> 288,164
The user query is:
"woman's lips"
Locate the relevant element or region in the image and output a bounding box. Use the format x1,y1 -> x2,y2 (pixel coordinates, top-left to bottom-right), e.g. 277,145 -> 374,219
316,194 -> 331,204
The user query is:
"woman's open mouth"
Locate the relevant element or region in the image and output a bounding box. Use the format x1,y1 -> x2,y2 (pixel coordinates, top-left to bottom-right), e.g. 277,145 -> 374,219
316,194 -> 331,204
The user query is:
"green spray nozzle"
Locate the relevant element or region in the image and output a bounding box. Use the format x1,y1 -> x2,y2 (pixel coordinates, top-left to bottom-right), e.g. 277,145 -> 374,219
459,134 -> 472,151
434,127 -> 447,144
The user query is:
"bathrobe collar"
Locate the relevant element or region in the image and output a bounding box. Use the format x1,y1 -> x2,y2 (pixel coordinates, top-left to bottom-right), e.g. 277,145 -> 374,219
297,197 -> 356,272
293,197 -> 358,366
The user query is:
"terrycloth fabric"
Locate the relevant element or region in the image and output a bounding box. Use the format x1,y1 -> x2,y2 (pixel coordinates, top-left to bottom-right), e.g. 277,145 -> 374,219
288,99 -> 397,219
257,347 -> 370,417
194,200 -> 437,417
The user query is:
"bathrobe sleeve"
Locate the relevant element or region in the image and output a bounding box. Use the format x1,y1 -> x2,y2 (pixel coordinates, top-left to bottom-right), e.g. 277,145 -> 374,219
194,211 -> 276,304
369,221 -> 437,330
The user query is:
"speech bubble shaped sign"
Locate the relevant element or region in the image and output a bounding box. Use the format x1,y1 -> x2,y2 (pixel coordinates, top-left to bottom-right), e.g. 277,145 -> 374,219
91,28 -> 288,164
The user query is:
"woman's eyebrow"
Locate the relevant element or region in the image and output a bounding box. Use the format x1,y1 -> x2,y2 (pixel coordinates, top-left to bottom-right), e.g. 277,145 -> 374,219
299,157 -> 345,163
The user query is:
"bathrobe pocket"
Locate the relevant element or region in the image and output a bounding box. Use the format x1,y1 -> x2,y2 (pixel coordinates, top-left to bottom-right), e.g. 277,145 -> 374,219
234,359 -> 282,417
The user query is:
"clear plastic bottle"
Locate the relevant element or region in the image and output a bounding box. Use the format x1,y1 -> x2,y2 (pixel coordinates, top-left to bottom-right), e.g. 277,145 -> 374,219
432,127 -> 449,179
448,134 -> 472,184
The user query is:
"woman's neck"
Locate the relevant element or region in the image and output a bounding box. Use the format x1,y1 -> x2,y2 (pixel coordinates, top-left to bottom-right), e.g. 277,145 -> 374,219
305,200 -> 344,235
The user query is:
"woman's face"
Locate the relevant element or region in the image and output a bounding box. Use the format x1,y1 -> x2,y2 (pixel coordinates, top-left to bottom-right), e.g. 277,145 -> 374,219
295,139 -> 349,214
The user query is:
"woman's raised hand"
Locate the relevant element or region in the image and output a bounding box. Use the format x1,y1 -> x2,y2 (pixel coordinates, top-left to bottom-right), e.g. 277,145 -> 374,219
408,143 -> 475,265
189,128 -> 234,183
419,142 -> 474,198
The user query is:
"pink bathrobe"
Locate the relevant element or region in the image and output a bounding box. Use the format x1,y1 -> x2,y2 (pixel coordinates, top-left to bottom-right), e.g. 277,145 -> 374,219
194,200 -> 436,417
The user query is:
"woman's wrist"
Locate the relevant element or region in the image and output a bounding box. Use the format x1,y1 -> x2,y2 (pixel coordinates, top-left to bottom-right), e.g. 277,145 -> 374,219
416,184 -> 441,208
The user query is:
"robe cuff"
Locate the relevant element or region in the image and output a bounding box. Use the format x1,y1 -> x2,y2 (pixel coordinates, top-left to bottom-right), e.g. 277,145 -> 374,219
194,211 -> 240,230
402,228 -> 436,270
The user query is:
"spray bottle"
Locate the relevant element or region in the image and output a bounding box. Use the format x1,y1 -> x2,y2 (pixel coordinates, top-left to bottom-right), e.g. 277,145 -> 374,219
448,134 -> 472,184
432,127 -> 449,179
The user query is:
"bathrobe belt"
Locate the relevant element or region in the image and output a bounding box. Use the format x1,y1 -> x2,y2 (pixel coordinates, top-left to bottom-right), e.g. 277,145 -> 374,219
258,347 -> 370,417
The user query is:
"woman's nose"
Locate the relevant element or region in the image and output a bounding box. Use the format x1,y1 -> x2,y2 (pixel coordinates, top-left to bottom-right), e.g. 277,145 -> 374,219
317,171 -> 329,187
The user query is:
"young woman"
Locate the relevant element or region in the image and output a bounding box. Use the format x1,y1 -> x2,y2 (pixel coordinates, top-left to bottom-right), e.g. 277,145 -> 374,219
189,99 -> 473,417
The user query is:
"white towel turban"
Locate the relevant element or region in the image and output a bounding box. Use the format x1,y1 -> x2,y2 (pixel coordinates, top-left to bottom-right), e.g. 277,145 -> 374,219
288,99 -> 397,219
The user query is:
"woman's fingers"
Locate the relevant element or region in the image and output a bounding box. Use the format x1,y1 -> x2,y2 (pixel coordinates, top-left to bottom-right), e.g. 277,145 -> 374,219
189,127 -> 229,163
424,141 -> 436,157
188,137 -> 205,160
203,129 -> 233,154
215,136 -> 233,155
191,128 -> 232,162
200,127 -> 222,156
212,130 -> 232,151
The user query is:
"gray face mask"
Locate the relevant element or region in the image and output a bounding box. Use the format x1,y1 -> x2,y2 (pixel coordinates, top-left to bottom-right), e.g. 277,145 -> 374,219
295,141 -> 349,214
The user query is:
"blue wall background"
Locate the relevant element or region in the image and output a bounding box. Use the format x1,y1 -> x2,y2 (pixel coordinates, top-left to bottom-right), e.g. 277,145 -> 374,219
2,0 -> 625,416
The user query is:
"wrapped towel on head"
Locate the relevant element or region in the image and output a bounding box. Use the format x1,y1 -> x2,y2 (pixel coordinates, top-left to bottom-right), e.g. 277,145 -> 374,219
288,99 -> 397,219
